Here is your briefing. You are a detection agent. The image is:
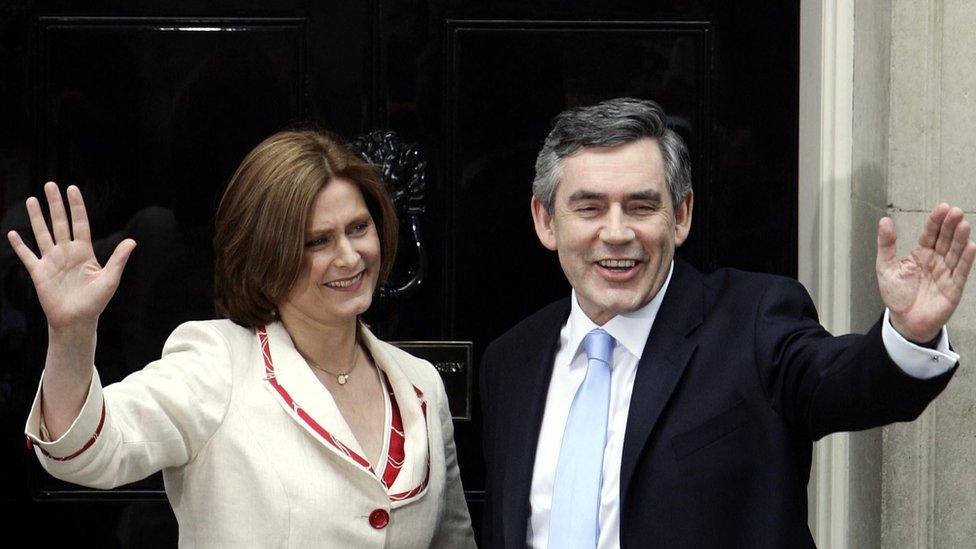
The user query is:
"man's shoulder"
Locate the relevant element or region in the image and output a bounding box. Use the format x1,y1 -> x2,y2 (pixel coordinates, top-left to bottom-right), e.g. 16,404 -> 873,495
485,298 -> 570,357
686,259 -> 804,297
690,265 -> 815,325
671,259 -> 811,317
701,266 -> 798,291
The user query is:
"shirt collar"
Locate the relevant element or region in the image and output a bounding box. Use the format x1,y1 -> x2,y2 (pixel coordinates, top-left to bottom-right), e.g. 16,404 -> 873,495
566,260 -> 674,361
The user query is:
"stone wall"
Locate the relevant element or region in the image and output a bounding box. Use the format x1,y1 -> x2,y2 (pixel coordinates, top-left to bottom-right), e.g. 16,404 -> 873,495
849,0 -> 976,547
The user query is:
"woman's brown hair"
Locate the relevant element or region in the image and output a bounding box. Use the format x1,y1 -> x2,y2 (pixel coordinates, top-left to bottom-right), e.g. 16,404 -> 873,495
213,129 -> 398,327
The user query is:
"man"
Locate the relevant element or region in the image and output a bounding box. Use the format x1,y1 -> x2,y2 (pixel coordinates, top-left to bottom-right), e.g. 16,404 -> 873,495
479,98 -> 975,548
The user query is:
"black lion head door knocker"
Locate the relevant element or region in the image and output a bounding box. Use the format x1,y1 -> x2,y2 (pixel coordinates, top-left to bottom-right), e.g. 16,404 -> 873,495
348,131 -> 428,301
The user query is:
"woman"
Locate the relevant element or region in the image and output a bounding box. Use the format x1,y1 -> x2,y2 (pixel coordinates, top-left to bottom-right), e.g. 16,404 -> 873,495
8,130 -> 475,547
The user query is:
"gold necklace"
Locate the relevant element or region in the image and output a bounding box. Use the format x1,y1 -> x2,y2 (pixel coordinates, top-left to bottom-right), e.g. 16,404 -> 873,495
306,345 -> 360,386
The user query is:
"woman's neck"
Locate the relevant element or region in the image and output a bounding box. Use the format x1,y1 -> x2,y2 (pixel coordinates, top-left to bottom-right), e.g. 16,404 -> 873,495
279,312 -> 360,371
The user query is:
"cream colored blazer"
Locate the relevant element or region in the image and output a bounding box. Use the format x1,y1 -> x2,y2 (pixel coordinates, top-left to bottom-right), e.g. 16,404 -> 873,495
25,320 -> 475,548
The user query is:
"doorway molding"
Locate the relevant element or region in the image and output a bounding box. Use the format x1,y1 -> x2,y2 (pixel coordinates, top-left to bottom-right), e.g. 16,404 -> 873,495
799,0 -> 854,547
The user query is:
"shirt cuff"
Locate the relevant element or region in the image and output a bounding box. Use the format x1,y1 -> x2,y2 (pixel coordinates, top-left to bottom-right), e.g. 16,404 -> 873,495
24,369 -> 106,461
882,308 -> 960,380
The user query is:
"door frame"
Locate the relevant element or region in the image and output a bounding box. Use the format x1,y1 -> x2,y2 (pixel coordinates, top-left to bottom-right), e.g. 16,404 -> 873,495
799,0 -> 855,547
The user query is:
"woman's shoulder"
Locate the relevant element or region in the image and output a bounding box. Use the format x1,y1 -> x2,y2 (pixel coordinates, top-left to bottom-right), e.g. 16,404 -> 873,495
367,334 -> 443,393
371,337 -> 433,371
162,319 -> 255,356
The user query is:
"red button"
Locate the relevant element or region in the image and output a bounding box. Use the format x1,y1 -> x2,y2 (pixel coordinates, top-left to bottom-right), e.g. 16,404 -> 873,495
369,509 -> 389,529
25,436 -> 33,450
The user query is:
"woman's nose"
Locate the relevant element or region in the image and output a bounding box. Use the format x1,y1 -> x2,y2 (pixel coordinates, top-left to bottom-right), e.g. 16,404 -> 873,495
334,235 -> 360,267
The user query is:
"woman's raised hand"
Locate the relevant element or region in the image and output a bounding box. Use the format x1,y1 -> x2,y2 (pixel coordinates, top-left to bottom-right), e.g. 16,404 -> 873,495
6,182 -> 136,331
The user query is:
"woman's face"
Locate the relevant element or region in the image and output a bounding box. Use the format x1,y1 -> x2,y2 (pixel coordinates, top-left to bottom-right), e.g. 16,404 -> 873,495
277,177 -> 381,327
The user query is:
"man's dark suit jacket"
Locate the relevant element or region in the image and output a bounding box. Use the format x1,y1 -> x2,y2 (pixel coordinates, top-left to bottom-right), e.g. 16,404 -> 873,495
480,258 -> 956,548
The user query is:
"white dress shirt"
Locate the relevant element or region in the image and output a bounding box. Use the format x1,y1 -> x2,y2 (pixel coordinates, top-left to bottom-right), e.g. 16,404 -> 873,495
526,261 -> 958,549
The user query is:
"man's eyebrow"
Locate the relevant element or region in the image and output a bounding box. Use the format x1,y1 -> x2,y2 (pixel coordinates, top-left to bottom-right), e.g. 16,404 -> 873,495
626,190 -> 663,202
565,189 -> 663,202
566,190 -> 608,202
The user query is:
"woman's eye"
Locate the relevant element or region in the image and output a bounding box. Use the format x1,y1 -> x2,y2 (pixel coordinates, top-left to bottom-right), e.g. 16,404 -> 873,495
350,221 -> 370,235
305,236 -> 330,247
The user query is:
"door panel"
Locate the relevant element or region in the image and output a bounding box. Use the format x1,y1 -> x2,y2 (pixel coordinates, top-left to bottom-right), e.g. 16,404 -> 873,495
448,20 -> 710,348
0,1 -> 797,544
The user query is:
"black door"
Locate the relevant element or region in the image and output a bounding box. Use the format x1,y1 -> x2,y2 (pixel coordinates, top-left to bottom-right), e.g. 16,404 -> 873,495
0,1 -> 797,545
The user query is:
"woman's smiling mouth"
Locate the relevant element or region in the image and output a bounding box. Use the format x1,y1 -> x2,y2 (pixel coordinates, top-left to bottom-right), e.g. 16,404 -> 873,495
324,270 -> 365,290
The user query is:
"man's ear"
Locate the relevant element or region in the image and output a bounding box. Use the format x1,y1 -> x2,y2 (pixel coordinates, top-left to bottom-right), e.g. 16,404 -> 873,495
531,196 -> 558,251
674,189 -> 694,247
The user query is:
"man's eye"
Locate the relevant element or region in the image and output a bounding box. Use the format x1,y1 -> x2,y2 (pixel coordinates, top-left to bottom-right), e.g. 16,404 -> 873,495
630,203 -> 657,213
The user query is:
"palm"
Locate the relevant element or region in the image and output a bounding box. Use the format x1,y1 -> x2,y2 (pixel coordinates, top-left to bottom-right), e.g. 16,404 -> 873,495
7,182 -> 135,330
877,205 -> 976,342
30,238 -> 116,325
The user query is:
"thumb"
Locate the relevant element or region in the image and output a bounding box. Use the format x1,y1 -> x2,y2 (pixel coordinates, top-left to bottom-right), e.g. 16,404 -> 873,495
103,238 -> 137,283
877,217 -> 897,269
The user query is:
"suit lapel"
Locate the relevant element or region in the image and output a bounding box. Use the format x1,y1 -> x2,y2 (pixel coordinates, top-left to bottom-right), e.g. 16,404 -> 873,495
502,302 -> 568,549
619,259 -> 704,496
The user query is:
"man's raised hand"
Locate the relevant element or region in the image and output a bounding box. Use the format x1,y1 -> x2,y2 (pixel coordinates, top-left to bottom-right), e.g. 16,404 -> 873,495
877,203 -> 976,343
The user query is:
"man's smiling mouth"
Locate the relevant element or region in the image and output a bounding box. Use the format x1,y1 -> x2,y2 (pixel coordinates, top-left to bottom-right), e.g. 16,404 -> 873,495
598,259 -> 637,269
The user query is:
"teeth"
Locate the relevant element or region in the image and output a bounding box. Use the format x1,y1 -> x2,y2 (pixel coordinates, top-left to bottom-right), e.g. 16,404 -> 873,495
325,272 -> 363,288
599,259 -> 636,269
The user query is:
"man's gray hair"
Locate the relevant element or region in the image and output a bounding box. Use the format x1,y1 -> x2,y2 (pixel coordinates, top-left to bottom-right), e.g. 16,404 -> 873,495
532,97 -> 692,213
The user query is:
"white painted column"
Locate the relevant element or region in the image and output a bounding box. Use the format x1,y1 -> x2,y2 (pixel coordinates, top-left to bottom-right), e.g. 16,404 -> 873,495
799,1 -> 855,547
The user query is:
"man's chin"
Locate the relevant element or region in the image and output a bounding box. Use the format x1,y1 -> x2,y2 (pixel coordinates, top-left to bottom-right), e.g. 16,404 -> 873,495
604,292 -> 657,314
577,298 -> 644,323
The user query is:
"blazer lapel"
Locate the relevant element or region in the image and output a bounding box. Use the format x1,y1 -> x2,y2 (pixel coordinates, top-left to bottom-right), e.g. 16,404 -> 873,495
362,329 -> 431,507
619,259 -> 704,496
259,322 -> 373,474
502,302 -> 568,549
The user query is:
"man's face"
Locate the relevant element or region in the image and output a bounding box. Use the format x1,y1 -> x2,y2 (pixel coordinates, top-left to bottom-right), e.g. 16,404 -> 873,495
531,138 -> 693,325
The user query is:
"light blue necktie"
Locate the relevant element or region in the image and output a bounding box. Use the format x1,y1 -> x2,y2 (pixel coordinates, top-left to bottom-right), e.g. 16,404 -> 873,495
548,328 -> 615,548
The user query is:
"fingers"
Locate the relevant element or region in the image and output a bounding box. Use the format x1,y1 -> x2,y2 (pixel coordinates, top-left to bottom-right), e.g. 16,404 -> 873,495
25,195 -> 54,254
918,203 -> 950,248
6,230 -> 39,270
44,182 -> 71,244
952,240 -> 976,291
945,219 -> 971,271
66,185 -> 91,242
22,182 -> 89,254
934,206 -> 964,255
103,238 -> 137,282
877,216 -> 897,268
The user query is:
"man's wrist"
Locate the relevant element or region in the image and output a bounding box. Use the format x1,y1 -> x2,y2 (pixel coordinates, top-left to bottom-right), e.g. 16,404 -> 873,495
914,330 -> 943,349
887,314 -> 940,345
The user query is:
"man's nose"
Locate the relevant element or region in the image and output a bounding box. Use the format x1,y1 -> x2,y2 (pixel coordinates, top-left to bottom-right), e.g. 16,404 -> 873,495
600,205 -> 636,244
